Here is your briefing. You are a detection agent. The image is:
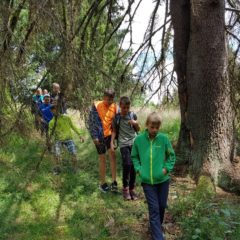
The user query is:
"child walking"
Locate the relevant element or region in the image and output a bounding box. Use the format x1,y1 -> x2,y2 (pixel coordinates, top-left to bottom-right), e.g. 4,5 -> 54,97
131,112 -> 176,240
49,105 -> 84,175
88,89 -> 118,192
111,96 -> 140,200
39,94 -> 53,136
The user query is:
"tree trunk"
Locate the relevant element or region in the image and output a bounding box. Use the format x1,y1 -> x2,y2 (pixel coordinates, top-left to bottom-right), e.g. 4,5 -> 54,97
170,0 -> 191,164
171,0 -> 240,191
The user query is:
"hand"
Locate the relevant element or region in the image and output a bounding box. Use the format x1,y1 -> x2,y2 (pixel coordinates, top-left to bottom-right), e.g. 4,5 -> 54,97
80,136 -> 85,143
128,119 -> 137,126
110,141 -> 116,151
93,138 -> 100,145
162,168 -> 167,175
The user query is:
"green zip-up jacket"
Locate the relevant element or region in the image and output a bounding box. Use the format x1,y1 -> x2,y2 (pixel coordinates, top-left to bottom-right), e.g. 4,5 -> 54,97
131,130 -> 176,185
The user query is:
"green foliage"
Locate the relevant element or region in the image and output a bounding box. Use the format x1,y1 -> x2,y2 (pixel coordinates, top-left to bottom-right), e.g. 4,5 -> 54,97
170,181 -> 240,240
0,101 -> 34,141
132,95 -> 146,107
1,126 -> 240,240
0,132 -> 147,240
195,176 -> 215,199
0,1 -> 138,113
136,108 -> 180,143
161,115 -> 180,143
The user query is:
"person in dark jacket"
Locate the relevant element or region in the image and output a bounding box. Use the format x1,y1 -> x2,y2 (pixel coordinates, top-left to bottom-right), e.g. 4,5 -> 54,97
39,94 -> 53,136
88,89 -> 118,193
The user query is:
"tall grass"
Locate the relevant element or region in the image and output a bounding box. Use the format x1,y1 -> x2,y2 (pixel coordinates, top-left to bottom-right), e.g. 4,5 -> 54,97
0,131 -> 149,240
135,107 -> 180,142
1,108 -> 239,240
0,107 -> 180,240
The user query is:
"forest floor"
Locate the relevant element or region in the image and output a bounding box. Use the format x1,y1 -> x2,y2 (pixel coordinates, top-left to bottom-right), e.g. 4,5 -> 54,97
0,108 -> 239,240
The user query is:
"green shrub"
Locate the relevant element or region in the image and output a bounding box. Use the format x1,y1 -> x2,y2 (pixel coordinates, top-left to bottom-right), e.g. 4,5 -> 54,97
170,185 -> 240,240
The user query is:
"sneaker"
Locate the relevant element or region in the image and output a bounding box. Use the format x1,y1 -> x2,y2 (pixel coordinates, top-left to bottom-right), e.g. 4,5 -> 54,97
130,189 -> 138,200
53,166 -> 61,175
122,188 -> 131,200
99,183 -> 109,193
110,181 -> 118,192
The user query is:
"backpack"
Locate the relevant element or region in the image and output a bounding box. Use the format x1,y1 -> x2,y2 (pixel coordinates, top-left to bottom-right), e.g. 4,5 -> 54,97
114,111 -> 138,142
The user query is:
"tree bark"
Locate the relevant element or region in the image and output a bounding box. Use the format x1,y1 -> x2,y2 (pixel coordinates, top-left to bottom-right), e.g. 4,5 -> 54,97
171,0 -> 240,191
170,0 -> 191,164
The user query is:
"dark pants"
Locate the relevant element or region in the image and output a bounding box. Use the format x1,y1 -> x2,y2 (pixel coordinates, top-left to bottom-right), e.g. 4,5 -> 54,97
40,121 -> 49,137
142,180 -> 170,240
120,145 -> 136,190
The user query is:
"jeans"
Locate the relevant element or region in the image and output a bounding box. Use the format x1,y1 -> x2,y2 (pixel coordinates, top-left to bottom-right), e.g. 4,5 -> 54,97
142,180 -> 170,240
120,145 -> 136,190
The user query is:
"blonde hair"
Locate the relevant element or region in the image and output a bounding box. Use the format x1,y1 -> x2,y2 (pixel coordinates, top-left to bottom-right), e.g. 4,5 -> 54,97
146,112 -> 161,126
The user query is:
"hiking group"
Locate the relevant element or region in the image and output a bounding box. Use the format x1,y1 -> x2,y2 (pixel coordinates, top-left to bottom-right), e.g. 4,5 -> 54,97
31,86 -> 176,240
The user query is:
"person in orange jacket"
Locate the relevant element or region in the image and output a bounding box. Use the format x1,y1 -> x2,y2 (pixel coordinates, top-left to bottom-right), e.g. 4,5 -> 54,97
88,89 -> 118,193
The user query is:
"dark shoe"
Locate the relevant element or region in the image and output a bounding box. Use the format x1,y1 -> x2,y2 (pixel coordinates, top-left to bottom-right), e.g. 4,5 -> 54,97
99,183 -> 109,193
122,188 -> 131,200
53,166 -> 61,175
130,189 -> 138,200
110,181 -> 118,192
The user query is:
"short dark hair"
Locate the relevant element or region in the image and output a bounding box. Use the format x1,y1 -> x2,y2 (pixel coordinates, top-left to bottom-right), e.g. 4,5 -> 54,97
103,89 -> 115,98
50,104 -> 57,110
119,96 -> 131,105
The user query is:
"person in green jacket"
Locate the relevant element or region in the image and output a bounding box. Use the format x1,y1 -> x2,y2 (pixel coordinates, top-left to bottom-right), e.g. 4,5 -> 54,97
49,105 -> 84,175
131,112 -> 176,240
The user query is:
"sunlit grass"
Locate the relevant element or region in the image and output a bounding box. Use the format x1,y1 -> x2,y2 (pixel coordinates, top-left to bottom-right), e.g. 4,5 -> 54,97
135,107 -> 180,142
1,109 -> 239,240
0,130 -> 148,240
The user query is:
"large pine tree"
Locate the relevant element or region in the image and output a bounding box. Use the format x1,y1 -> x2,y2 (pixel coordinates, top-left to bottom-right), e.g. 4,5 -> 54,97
171,0 -> 240,191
